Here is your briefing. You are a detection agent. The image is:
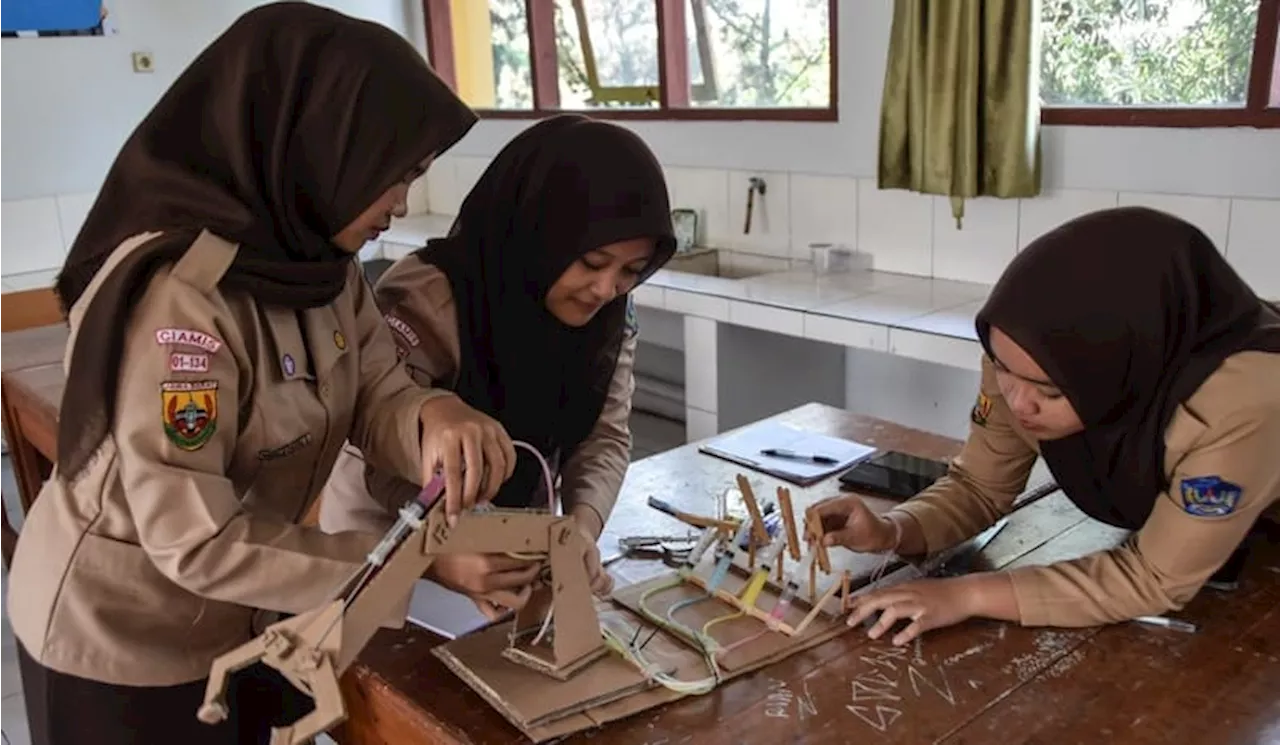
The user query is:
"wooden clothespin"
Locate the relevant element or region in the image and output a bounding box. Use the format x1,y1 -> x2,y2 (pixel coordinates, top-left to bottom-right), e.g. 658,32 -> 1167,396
777,487 -> 801,562
735,474 -> 770,547
804,505 -> 832,574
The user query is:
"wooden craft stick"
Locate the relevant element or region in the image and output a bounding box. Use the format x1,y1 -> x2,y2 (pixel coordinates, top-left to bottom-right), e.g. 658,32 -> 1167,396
647,496 -> 738,532
808,557 -> 817,604
804,506 -> 832,574
841,570 -> 850,604
748,540 -> 757,570
684,569 -> 801,636
794,576 -> 844,636
776,554 -> 785,583
735,474 -> 770,547
777,487 -> 802,561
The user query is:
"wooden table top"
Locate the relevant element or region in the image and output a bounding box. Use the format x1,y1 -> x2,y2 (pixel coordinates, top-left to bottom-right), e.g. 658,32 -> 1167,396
3,362 -> 65,408
1,324 -> 68,373
337,402 -> 1280,745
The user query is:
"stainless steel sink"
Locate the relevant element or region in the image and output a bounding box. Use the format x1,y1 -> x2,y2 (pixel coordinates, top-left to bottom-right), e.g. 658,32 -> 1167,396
663,248 -> 776,280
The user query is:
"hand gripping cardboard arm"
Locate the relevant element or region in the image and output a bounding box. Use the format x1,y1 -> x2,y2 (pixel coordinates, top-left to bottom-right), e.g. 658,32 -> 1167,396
197,468 -> 604,745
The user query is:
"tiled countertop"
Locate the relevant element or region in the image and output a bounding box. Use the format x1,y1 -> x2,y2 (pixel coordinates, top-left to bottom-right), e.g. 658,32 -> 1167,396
378,215 -> 991,371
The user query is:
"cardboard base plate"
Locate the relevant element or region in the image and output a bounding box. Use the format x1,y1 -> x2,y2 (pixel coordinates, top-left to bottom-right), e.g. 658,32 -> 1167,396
432,548 -> 930,743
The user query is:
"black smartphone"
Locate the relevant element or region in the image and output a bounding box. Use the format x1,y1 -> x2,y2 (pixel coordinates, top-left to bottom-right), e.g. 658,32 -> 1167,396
838,450 -> 950,500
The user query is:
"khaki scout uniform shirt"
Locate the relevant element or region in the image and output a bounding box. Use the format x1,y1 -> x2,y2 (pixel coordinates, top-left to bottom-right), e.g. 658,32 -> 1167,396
892,351 -> 1280,627
317,257 -> 636,536
8,231 -> 446,686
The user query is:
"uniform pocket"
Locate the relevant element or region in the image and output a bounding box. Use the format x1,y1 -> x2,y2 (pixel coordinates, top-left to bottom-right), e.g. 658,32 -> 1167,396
68,532 -> 253,671
64,532 -> 200,646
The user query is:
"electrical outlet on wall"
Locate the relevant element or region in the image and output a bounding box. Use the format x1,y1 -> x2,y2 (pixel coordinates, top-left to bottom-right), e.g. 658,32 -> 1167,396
131,51 -> 154,73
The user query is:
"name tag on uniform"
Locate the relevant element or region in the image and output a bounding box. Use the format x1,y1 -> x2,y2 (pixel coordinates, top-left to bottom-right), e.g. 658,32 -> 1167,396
258,432 -> 314,461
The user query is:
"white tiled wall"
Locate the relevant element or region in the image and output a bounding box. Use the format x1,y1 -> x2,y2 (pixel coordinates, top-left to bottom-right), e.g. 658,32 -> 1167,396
4,156 -> 1279,299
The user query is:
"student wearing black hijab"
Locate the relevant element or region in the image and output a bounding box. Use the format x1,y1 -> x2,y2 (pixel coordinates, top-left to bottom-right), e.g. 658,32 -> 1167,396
810,206 -> 1280,645
7,3 -> 517,743
318,114 -> 677,616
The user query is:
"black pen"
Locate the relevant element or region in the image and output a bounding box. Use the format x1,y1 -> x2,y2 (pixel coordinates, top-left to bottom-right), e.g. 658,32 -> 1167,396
760,448 -> 838,465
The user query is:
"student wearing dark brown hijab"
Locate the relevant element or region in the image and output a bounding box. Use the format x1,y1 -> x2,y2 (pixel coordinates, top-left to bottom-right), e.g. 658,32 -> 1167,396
810,206 -> 1280,646
6,3 -> 517,743
317,114 -> 677,617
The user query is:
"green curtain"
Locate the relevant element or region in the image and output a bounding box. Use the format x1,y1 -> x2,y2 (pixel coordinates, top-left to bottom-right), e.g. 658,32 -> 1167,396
878,0 -> 1042,227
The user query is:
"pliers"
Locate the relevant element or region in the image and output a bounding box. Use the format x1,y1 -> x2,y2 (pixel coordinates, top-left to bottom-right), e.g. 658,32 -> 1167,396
617,535 -> 698,567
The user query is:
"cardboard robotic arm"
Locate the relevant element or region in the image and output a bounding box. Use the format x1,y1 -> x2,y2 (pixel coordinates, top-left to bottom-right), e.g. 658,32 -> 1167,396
197,473 -> 604,745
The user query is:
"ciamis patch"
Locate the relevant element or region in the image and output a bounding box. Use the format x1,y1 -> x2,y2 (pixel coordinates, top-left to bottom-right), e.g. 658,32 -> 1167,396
970,392 -> 993,427
162,380 -> 218,451
385,313 -> 421,347
155,327 -> 223,354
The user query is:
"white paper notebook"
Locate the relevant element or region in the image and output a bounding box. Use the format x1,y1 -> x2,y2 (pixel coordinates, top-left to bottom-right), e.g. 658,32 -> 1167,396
406,579 -> 503,640
698,420 -> 876,485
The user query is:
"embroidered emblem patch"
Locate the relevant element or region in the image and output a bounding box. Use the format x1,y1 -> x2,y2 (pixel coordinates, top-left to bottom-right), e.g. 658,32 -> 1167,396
970,392 -> 993,427
333,330 -> 347,350
384,314 -> 420,347
1180,476 -> 1243,517
161,380 -> 218,451
282,353 -> 296,377
624,295 -> 639,338
155,328 -> 222,354
258,432 -> 313,461
168,352 -> 209,373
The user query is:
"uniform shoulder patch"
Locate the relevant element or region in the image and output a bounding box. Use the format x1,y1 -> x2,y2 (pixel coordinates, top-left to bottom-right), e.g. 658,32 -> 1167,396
624,294 -> 639,338
384,313 -> 421,347
970,391 -> 993,427
155,328 -> 223,354
168,352 -> 210,373
1179,476 -> 1242,517
162,380 -> 219,451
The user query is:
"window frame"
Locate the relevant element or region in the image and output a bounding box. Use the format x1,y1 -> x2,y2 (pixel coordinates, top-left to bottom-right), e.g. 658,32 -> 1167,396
420,0 -> 840,122
1040,0 -> 1280,128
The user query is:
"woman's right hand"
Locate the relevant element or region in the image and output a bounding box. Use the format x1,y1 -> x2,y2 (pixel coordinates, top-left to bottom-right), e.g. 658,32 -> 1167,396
807,495 -> 899,552
428,553 -> 542,620
418,395 -> 517,523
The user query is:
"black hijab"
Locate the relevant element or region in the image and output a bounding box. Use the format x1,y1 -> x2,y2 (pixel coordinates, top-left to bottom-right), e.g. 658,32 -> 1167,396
54,1 -> 477,480
412,114 -> 676,507
975,206 -> 1280,529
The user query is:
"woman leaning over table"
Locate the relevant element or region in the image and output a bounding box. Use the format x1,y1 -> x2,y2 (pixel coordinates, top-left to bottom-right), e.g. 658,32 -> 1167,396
810,206 -> 1280,646
317,114 -> 677,617
6,4 -> 517,744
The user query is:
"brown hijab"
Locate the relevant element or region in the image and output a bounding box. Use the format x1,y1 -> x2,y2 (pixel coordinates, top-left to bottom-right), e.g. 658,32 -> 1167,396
55,1 -> 477,480
976,206 -> 1280,529
407,114 -> 675,507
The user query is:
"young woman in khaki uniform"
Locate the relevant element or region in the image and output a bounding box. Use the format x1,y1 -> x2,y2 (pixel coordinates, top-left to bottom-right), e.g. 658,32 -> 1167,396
6,4 -> 517,743
812,207 -> 1280,646
317,114 -> 677,617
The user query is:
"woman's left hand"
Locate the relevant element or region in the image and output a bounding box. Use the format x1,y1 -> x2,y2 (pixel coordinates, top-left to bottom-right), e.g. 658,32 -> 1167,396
844,577 -> 980,646
570,506 -> 614,597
